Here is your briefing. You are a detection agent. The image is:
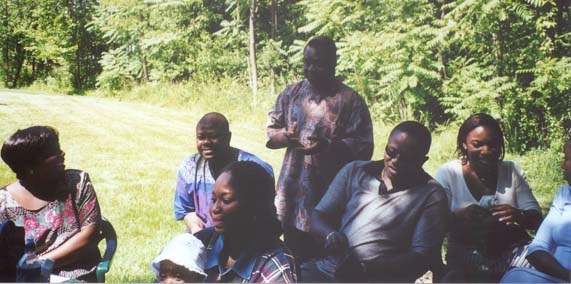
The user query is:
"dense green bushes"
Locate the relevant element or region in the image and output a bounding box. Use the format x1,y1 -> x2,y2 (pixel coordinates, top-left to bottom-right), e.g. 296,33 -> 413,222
1,0 -> 570,152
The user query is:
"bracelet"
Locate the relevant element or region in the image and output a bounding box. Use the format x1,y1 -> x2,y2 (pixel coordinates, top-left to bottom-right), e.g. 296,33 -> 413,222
325,231 -> 336,242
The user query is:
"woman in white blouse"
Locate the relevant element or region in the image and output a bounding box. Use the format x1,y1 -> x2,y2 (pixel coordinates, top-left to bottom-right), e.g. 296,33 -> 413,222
435,113 -> 542,282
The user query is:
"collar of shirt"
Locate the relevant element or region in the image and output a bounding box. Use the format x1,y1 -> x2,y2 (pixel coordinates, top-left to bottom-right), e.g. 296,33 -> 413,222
305,79 -> 341,103
204,234 -> 257,281
553,184 -> 571,212
363,160 -> 430,195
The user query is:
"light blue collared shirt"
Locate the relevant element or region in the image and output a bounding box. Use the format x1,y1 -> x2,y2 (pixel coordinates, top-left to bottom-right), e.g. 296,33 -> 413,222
527,185 -> 571,269
204,234 -> 258,281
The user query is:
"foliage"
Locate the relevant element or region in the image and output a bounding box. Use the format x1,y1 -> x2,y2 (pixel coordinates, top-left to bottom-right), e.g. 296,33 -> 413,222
300,0 -> 570,150
0,0 -> 103,91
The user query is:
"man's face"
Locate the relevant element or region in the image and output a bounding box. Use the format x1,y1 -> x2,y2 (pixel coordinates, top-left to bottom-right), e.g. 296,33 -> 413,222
383,131 -> 427,182
303,45 -> 335,88
196,123 -> 230,160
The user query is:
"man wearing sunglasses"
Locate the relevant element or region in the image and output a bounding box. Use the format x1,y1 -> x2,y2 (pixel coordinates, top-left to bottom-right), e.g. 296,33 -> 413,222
303,121 -> 449,282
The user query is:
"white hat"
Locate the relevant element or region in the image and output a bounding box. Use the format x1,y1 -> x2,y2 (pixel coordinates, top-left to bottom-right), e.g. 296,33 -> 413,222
151,233 -> 207,277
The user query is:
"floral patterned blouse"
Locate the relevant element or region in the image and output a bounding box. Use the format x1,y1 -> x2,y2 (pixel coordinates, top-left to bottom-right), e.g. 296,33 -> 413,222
0,169 -> 101,280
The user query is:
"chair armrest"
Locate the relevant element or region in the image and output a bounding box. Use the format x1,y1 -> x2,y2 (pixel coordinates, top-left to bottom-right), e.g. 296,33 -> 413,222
96,218 -> 117,282
96,260 -> 110,282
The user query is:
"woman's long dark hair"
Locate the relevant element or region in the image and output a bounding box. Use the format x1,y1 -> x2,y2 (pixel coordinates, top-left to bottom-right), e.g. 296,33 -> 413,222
220,161 -> 282,242
457,113 -> 505,162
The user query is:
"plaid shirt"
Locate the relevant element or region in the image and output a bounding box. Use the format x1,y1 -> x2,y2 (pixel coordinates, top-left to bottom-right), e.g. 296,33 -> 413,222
196,227 -> 298,283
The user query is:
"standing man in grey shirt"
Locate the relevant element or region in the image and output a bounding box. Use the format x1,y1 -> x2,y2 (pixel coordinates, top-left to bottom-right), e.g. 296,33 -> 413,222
303,121 -> 449,282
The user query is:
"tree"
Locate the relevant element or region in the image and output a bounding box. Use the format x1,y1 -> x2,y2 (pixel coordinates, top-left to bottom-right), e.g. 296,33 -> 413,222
248,0 -> 258,103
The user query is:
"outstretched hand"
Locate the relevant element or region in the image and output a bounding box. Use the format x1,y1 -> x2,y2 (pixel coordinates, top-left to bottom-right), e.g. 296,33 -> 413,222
296,136 -> 329,155
285,121 -> 303,148
452,204 -> 491,242
184,212 -> 205,234
491,204 -> 521,226
455,204 -> 489,222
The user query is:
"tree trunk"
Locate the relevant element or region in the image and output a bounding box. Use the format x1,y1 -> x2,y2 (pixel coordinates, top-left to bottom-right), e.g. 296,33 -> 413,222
435,0 -> 447,80
271,0 -> 277,39
2,0 -> 10,85
236,0 -> 240,23
139,10 -> 149,83
12,41 -> 25,88
141,54 -> 149,83
31,57 -> 35,81
248,0 -> 258,104
270,0 -> 277,96
553,0 -> 569,57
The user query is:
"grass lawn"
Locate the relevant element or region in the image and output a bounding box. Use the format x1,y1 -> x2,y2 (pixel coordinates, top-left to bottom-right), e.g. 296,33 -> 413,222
0,89 -> 565,282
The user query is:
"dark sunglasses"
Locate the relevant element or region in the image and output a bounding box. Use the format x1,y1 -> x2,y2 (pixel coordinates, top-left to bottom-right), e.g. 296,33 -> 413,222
384,145 -> 423,162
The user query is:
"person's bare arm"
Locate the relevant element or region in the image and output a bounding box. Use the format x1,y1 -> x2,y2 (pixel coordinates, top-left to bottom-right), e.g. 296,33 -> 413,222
310,209 -> 347,253
40,223 -> 98,268
491,204 -> 542,229
527,250 -> 570,281
267,122 -> 300,149
184,212 -> 205,234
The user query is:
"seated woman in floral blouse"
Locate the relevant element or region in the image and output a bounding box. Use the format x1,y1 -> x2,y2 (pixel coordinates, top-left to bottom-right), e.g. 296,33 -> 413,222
0,126 -> 101,281
195,161 -> 298,283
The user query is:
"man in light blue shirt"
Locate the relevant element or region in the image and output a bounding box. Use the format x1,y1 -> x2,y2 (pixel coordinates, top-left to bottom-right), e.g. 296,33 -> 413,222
174,112 -> 273,233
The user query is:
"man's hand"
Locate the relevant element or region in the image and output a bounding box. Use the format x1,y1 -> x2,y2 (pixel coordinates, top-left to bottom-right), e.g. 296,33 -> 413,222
455,204 -> 489,222
297,136 -> 329,155
267,121 -> 301,149
285,121 -> 303,148
324,231 -> 348,254
452,204 -> 491,243
491,204 -> 521,226
184,212 -> 205,234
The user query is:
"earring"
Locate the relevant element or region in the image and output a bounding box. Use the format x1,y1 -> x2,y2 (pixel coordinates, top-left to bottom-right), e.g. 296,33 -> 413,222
29,169 -> 34,175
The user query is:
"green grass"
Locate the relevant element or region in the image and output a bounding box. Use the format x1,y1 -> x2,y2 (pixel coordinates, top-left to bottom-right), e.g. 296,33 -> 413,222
0,85 -> 566,282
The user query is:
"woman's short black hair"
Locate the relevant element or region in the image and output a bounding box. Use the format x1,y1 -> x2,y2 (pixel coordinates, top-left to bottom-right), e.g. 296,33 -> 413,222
221,161 -> 282,241
457,113 -> 505,161
1,126 -> 60,180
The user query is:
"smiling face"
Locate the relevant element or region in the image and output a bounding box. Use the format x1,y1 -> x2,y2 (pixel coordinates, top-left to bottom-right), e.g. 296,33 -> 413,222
383,131 -> 427,182
563,141 -> 571,184
463,125 -> 501,175
303,45 -> 336,89
196,122 -> 231,161
210,172 -> 244,235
